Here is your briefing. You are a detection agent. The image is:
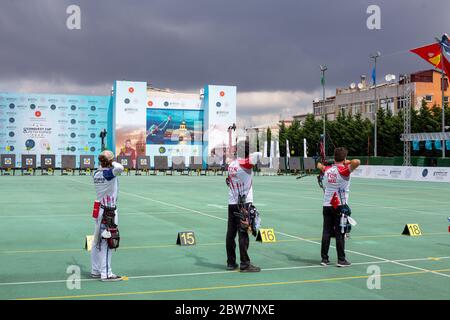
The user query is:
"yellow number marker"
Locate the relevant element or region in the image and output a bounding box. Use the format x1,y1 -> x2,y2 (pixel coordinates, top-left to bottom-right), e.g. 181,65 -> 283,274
402,224 -> 422,236
176,231 -> 196,246
256,228 -> 277,243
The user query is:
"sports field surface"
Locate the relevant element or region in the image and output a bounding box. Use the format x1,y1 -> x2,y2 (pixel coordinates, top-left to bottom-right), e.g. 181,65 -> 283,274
1,174 -> 450,300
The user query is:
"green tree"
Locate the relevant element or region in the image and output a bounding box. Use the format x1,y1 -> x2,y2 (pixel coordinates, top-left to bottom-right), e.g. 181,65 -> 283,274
288,120 -> 302,156
278,121 -> 287,157
410,99 -> 441,157
300,114 -> 321,157
377,107 -> 403,156
413,99 -> 440,133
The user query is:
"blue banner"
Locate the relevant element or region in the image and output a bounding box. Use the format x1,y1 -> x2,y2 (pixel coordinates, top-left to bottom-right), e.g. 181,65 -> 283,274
146,108 -> 204,164
446,140 -> 450,150
435,140 -> 442,150
412,140 -> 420,151
371,67 -> 376,85
425,140 -> 433,150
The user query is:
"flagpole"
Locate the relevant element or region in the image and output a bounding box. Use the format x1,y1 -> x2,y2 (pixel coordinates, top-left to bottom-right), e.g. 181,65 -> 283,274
439,37 -> 446,158
371,52 -> 381,157
436,35 -> 447,158
320,65 -> 327,160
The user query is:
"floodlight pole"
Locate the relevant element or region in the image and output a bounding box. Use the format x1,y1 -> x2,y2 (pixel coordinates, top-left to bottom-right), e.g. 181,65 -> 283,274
371,52 -> 381,157
320,65 -> 327,159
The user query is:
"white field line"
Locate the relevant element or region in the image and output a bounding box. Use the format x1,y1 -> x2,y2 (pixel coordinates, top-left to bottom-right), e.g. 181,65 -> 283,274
1,256 -> 449,287
268,190 -> 448,217
61,177 -> 450,280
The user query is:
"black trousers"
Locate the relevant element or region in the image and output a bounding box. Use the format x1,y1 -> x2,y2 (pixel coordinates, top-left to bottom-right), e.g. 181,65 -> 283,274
321,206 -> 346,261
226,204 -> 250,268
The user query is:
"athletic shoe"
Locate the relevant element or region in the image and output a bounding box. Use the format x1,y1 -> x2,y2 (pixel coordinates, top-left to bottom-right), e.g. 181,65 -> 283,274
320,259 -> 330,266
101,274 -> 122,282
90,273 -> 101,279
336,260 -> 352,267
227,263 -> 239,271
240,264 -> 261,272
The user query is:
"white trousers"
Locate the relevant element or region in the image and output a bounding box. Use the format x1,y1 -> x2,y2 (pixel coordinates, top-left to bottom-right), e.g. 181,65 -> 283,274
90,208 -> 119,279
91,237 -> 113,278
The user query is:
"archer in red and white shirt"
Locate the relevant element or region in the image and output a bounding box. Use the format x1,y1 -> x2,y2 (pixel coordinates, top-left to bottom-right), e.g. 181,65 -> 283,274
321,163 -> 352,208
317,148 -> 360,267
227,157 -> 254,205
225,140 -> 262,273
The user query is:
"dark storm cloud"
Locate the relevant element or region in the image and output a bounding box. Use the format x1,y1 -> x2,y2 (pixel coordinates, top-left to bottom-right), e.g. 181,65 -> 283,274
0,0 -> 447,127
1,0 -> 450,94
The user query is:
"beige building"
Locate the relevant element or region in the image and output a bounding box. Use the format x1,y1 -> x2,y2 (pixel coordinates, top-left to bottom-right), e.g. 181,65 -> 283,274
292,113 -> 308,125
311,70 -> 449,122
248,120 -> 294,141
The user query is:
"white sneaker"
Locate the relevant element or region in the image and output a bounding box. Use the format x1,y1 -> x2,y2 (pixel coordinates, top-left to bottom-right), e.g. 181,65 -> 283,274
90,273 -> 101,279
101,274 -> 122,282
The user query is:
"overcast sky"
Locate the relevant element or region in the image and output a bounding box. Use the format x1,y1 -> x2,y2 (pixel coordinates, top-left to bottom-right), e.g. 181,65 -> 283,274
1,0 -> 450,126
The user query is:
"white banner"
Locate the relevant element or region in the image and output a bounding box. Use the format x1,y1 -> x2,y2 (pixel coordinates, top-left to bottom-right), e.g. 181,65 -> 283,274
352,165 -> 449,183
286,139 -> 290,158
303,138 -> 307,158
416,167 -> 450,183
275,140 -> 280,158
114,80 -> 148,168
204,85 -> 236,157
263,141 -> 268,158
269,140 -> 275,168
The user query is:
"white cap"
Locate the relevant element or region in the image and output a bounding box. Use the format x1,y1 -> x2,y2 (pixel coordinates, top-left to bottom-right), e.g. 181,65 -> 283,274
100,150 -> 114,161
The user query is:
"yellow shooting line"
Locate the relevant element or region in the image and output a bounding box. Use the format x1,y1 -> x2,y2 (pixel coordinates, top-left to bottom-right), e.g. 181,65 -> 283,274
16,268 -> 450,300
0,240 -> 292,254
1,232 -> 448,255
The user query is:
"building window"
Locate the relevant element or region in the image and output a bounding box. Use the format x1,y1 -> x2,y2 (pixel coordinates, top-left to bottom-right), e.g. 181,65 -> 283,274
365,101 -> 375,113
380,98 -> 394,113
314,106 -> 323,116
424,95 -> 433,102
352,103 -> 361,115
397,96 -> 408,110
444,96 -> 449,103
